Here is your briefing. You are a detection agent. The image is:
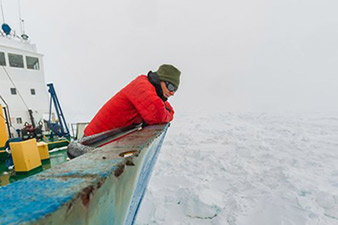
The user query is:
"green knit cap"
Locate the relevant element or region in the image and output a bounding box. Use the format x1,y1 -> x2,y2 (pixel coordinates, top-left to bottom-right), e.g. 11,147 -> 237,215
156,64 -> 181,89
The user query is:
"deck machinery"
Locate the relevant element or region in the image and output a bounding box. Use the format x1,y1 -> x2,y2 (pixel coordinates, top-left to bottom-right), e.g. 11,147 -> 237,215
0,22 -> 70,183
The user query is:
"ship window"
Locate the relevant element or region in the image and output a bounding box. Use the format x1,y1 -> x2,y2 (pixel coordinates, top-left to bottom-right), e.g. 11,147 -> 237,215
26,56 -> 40,70
8,53 -> 24,68
10,88 -> 17,95
0,52 -> 6,66
30,88 -> 36,95
16,117 -> 22,124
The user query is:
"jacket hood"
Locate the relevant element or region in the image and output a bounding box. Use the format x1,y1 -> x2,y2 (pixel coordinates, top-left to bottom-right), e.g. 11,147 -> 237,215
147,71 -> 167,102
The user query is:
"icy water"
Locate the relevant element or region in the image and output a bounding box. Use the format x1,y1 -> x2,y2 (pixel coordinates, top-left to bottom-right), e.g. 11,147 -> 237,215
0,148 -> 68,187
136,112 -> 338,225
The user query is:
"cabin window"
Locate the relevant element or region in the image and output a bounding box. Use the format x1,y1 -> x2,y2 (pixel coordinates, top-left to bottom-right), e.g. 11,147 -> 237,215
16,117 -> 22,124
8,53 -> 24,68
10,88 -> 17,95
0,52 -> 6,66
30,88 -> 36,95
26,56 -> 40,70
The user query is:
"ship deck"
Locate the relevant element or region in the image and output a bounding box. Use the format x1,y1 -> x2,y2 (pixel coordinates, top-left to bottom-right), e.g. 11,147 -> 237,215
0,147 -> 68,186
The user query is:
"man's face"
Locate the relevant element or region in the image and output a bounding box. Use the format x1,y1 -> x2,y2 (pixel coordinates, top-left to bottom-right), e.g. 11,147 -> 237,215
161,81 -> 176,98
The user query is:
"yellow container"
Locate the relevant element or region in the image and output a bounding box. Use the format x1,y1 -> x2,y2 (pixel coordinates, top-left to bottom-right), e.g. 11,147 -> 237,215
10,139 -> 42,172
0,105 -> 8,148
37,141 -> 50,160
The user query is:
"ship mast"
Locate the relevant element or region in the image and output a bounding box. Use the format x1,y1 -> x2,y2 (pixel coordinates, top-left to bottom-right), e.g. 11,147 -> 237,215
18,0 -> 24,35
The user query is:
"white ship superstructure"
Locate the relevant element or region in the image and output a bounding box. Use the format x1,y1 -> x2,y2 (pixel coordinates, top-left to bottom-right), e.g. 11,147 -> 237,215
0,36 -> 49,137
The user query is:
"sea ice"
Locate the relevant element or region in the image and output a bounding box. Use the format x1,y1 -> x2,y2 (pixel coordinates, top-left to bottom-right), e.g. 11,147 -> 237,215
135,112 -> 338,225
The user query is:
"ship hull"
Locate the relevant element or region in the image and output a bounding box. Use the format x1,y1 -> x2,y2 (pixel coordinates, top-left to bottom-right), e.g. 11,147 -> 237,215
0,124 -> 168,225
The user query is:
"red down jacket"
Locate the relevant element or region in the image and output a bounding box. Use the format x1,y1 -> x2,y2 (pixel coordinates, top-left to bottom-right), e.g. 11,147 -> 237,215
84,75 -> 174,136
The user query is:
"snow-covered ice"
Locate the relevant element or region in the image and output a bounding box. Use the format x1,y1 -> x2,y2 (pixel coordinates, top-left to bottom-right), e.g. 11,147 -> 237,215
135,112 -> 338,225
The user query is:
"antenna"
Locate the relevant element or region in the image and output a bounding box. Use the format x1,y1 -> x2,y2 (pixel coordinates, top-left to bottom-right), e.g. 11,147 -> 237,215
0,0 -> 11,37
18,0 -> 23,34
18,0 -> 28,40
0,0 -> 5,23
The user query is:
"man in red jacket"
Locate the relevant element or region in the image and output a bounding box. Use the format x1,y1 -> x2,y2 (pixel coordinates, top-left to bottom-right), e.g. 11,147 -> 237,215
84,64 -> 181,136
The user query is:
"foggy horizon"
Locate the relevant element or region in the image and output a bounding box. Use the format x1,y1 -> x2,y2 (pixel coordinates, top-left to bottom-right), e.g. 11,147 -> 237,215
1,0 -> 338,122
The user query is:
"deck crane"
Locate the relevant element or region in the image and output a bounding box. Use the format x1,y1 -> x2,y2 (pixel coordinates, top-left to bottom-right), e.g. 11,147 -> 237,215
47,83 -> 70,138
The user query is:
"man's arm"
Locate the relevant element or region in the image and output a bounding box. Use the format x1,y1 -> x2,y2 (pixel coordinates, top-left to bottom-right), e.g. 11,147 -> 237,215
165,101 -> 174,114
125,83 -> 174,125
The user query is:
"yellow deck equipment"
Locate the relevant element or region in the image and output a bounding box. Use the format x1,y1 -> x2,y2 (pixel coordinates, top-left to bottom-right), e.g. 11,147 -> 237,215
0,105 -> 8,148
37,141 -> 50,160
10,139 -> 42,172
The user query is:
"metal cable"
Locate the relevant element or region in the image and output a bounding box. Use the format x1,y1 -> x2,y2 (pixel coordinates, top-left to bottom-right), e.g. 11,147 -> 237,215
0,113 -> 14,128
2,66 -> 30,110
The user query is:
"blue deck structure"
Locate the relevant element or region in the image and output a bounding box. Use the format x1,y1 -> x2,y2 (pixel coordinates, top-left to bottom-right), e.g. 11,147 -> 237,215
0,124 -> 169,225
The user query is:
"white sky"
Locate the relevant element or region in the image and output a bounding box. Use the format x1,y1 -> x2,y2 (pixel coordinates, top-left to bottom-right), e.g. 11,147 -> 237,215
2,0 -> 338,122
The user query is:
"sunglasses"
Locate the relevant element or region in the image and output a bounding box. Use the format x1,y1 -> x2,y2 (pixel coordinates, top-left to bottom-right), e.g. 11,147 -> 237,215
164,81 -> 177,92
